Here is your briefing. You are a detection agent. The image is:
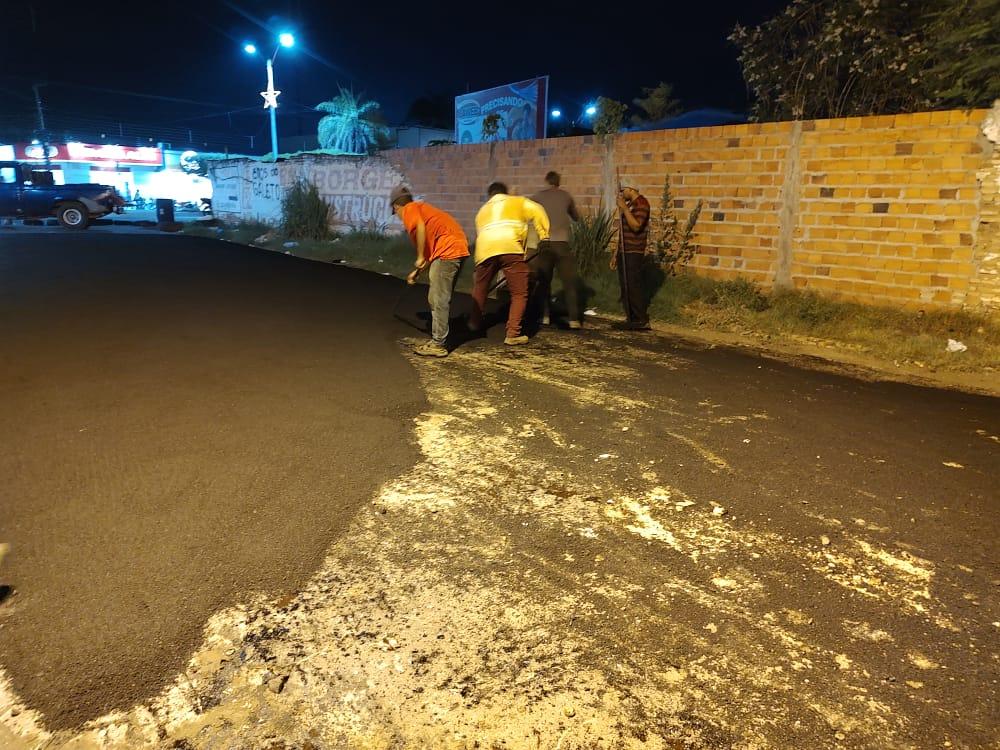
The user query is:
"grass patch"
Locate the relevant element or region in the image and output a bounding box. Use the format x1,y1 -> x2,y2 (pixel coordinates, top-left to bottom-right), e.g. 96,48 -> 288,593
667,274 -> 999,373
296,230 -> 414,276
753,290 -> 1000,370
711,278 -> 770,313
575,259 -> 998,372
577,264 -> 719,323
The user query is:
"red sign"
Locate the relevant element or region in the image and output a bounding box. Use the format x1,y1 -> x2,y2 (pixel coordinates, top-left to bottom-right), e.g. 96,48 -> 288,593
16,142 -> 163,166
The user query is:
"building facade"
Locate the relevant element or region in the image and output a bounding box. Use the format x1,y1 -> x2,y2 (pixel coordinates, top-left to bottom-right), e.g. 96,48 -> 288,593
0,141 -> 212,204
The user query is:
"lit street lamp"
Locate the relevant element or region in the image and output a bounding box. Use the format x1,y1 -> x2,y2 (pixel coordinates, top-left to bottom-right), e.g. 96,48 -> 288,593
244,33 -> 296,161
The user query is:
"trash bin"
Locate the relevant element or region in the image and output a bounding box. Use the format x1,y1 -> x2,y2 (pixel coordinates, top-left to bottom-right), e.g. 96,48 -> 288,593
155,198 -> 175,224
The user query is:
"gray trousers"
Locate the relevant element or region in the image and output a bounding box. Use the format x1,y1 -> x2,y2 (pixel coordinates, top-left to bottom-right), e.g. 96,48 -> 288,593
428,258 -> 462,345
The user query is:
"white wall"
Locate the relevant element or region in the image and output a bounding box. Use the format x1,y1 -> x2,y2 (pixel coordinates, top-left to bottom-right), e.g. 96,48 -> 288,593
208,154 -> 407,230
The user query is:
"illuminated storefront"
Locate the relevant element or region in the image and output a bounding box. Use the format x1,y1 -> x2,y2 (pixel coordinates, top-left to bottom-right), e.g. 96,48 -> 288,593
0,142 -> 212,203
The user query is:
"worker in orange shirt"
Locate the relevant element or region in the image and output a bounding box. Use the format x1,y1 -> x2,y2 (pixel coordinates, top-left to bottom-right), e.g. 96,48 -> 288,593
391,185 -> 470,357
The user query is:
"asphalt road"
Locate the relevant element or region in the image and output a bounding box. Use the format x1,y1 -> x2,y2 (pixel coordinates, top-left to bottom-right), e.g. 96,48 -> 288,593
0,229 -> 997,747
0,230 -> 425,729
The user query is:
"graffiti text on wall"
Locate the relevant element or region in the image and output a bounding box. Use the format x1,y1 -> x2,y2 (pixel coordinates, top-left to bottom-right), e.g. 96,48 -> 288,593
251,165 -> 282,201
327,195 -> 391,226
309,166 -> 398,194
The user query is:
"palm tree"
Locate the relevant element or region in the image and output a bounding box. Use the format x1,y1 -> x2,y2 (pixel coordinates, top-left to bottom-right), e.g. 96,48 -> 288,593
315,86 -> 390,154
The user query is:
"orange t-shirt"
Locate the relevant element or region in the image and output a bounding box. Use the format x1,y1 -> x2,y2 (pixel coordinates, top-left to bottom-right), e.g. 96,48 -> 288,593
398,201 -> 470,262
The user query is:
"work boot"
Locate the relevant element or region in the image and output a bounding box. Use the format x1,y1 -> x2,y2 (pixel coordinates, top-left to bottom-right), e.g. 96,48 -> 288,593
504,335 -> 529,346
414,341 -> 449,357
568,320 -> 582,330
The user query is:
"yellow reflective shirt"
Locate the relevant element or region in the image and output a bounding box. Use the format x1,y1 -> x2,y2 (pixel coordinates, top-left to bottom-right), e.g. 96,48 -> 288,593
473,194 -> 550,265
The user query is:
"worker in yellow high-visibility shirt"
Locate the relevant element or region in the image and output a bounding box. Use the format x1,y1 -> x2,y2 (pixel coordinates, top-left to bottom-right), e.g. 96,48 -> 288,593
471,182 -> 550,345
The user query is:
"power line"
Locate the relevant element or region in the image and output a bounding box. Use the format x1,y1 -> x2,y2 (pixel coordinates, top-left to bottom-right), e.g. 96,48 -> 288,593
48,82 -> 244,109
0,76 -> 243,109
162,105 -> 263,125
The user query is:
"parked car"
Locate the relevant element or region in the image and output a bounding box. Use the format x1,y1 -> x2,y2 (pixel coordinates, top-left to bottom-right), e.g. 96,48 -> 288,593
0,161 -> 125,229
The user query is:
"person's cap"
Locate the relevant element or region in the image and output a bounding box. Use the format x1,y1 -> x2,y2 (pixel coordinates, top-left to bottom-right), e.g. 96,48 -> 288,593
389,184 -> 412,204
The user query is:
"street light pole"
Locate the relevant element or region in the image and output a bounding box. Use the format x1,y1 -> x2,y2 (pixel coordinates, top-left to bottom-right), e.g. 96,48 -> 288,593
263,57 -> 280,161
247,33 -> 293,162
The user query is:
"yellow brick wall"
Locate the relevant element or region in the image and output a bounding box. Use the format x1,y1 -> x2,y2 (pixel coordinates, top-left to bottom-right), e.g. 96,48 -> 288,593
792,110 -> 989,307
612,123 -> 790,283
387,107 -> 998,312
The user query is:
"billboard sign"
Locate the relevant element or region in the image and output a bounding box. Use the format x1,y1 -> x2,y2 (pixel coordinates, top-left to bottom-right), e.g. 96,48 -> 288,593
455,77 -> 548,145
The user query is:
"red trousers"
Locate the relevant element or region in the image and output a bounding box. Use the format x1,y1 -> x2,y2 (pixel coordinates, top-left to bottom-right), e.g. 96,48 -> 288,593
470,253 -> 531,338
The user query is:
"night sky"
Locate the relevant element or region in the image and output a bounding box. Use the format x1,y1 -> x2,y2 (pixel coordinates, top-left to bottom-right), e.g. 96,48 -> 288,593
1,0 -> 788,147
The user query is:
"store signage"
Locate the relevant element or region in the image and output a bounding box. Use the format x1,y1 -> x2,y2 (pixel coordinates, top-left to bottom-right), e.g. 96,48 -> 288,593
16,142 -> 163,165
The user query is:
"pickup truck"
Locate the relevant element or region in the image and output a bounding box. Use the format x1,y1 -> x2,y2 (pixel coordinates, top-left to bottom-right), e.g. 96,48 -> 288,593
0,161 -> 124,229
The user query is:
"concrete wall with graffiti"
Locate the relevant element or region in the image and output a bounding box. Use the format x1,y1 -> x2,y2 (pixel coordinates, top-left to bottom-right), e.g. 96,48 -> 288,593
208,154 -> 407,230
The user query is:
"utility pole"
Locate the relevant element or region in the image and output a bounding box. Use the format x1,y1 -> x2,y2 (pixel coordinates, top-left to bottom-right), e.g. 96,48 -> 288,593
263,57 -> 280,161
32,83 -> 50,168
29,3 -> 51,169
32,84 -> 45,131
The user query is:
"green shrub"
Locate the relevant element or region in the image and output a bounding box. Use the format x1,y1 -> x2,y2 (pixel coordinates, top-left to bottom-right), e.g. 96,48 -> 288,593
281,181 -> 333,241
652,175 -> 704,276
571,211 -> 616,280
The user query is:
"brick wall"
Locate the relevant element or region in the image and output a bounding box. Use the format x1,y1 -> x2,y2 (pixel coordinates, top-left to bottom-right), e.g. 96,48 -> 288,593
385,106 -> 1000,312
609,122 -> 791,286
214,106 -> 1000,312
792,110 -> 988,306
388,136 -> 608,233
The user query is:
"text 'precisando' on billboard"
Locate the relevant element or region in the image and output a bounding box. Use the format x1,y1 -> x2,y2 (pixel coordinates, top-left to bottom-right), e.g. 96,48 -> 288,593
455,77 -> 549,145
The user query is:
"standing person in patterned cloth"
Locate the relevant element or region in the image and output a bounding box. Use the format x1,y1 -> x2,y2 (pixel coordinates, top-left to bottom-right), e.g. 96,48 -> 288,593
391,185 -> 470,357
611,183 -> 652,330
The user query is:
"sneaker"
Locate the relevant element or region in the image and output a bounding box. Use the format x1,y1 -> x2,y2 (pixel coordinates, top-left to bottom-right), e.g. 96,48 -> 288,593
414,341 -> 449,357
504,335 -> 529,346
568,320 -> 582,330
541,315 -> 551,326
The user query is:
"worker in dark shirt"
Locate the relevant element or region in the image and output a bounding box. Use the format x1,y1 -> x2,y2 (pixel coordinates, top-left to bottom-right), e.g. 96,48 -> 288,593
529,171 -> 582,329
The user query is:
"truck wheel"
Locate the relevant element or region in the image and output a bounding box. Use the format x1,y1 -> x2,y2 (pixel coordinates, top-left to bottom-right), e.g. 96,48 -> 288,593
57,202 -> 89,230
